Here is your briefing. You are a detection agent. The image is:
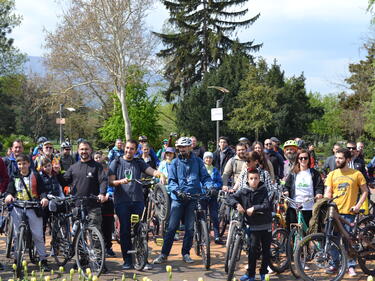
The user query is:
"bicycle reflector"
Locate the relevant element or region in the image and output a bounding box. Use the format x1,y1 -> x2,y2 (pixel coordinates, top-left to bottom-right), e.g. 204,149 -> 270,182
131,214 -> 140,223
156,238 -> 164,246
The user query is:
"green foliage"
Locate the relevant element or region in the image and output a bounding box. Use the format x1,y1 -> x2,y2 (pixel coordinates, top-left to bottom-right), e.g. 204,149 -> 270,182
0,133 -> 34,155
0,0 -> 26,75
155,0 -> 261,100
99,79 -> 161,147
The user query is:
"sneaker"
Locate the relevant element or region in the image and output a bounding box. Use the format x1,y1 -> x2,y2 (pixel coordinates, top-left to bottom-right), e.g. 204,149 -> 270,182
325,265 -> 337,274
122,263 -> 133,270
214,237 -> 225,245
153,254 -> 168,264
144,263 -> 153,270
240,274 -> 255,281
348,267 -> 357,277
106,248 -> 116,258
182,254 -> 194,263
40,260 -> 51,272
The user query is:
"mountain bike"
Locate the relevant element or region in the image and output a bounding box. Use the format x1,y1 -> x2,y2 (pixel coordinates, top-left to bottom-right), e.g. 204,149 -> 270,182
127,213 -> 149,270
12,200 -> 41,278
294,194 -> 375,281
218,190 -> 231,237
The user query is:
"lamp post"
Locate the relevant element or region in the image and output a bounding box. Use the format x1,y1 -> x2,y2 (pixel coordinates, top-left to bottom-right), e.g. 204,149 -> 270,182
59,104 -> 64,145
208,86 -> 230,147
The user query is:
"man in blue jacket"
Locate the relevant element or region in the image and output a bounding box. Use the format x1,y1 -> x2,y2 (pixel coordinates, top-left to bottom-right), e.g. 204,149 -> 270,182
153,137 -> 213,264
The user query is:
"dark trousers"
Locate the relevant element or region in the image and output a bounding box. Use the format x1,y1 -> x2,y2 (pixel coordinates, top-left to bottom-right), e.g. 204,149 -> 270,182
101,215 -> 114,250
286,208 -> 312,231
247,229 -> 272,277
114,201 -> 144,264
201,197 -> 220,238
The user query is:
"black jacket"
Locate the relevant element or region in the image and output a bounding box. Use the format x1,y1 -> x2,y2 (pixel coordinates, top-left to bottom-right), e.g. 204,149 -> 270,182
231,182 -> 272,229
352,157 -> 369,183
213,147 -> 235,175
283,168 -> 324,200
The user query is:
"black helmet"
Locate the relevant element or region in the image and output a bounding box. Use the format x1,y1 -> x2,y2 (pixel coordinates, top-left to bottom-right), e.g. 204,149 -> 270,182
37,136 -> 48,144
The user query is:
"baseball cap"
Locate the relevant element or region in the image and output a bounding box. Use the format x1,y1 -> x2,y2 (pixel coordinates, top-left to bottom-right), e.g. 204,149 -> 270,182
270,137 -> 280,143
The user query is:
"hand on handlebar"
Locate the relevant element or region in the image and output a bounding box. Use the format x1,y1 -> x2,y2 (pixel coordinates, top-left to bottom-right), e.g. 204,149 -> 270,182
98,194 -> 107,203
236,203 -> 245,214
246,207 -> 255,216
120,178 -> 130,185
176,190 -> 187,201
315,194 -> 323,200
350,205 -> 360,213
5,194 -> 14,204
41,198 -> 49,208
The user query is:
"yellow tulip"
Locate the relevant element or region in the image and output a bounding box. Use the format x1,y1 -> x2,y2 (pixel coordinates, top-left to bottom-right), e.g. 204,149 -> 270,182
30,278 -> 37,281
44,276 -> 51,281
121,273 -> 126,281
198,278 -> 204,281
12,264 -> 17,271
368,276 -> 374,281
166,265 -> 172,273
86,268 -> 92,275
22,260 -> 27,267
59,266 -> 65,273
264,274 -> 270,281
93,276 -> 99,281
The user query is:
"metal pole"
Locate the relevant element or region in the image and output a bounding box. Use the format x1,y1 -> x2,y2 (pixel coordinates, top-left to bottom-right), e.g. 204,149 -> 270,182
59,103 -> 63,145
216,99 -> 220,148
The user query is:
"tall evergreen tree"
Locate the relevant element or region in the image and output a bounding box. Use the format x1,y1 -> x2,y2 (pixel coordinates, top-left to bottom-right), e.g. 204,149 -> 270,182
155,0 -> 261,101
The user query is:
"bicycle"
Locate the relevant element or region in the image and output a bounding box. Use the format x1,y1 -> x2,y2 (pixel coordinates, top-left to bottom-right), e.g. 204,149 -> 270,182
12,200 -> 41,278
294,194 -> 375,281
284,195 -> 314,278
183,192 -> 211,270
218,190 -> 232,237
0,196 -> 14,259
127,213 -> 149,270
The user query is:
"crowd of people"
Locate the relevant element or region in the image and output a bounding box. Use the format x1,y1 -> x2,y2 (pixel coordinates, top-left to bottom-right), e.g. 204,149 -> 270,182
0,134 -> 372,280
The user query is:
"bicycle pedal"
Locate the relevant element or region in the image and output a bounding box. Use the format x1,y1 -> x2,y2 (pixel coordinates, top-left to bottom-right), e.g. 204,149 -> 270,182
155,238 -> 164,246
130,214 -> 139,223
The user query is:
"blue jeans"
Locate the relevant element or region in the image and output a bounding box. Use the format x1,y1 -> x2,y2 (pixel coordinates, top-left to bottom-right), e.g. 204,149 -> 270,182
115,201 -> 144,265
161,199 -> 197,256
201,197 -> 220,238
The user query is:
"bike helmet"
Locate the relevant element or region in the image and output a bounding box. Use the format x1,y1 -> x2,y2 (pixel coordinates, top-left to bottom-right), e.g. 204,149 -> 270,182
61,141 -> 71,149
175,137 -> 192,147
238,137 -> 249,143
77,138 -> 85,144
283,140 -> 298,150
37,136 -> 48,144
138,135 -> 148,142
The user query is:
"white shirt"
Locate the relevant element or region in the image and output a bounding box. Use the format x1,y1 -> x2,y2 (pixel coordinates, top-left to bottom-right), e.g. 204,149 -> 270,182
294,169 -> 314,210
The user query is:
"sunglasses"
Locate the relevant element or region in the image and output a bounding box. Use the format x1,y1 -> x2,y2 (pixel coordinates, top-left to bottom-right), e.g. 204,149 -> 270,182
347,147 -> 356,150
45,147 -> 53,149
264,143 -> 272,145
299,157 -> 309,161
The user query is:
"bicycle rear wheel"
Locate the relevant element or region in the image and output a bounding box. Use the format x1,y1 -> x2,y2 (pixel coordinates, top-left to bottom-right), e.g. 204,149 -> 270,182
16,226 -> 26,278
269,227 -> 289,273
286,228 -> 302,278
225,220 -> 240,273
199,219 -> 211,270
5,215 -> 13,258
52,216 -> 72,266
357,225 -> 375,275
218,203 -> 228,237
75,226 -> 105,277
294,233 -> 347,281
227,233 -> 243,281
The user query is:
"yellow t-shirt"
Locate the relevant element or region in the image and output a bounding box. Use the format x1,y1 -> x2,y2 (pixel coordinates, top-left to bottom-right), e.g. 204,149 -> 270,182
325,168 -> 366,214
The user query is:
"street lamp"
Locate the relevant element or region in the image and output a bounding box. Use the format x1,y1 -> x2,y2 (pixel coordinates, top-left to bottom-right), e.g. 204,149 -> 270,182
208,86 -> 230,147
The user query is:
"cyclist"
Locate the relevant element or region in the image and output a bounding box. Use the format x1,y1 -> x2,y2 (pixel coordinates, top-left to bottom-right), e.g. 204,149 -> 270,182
153,137 -> 213,264
4,154 -> 50,271
202,151 -> 224,244
213,136 -> 235,175
139,143 -> 158,170
34,140 -> 58,172
135,136 -> 160,167
264,139 -> 284,180
283,149 -> 323,230
282,140 -> 299,180
158,147 -> 175,180
3,139 -> 25,177
59,142 -> 75,172
238,137 -> 251,151
156,138 -> 169,161
322,143 -> 341,177
108,139 -> 162,270
32,136 -> 48,157
324,147 -> 368,276
346,141 -> 369,182
232,168 -> 272,281
108,139 -> 124,164
270,137 -> 285,160
252,141 -> 275,182
222,143 -> 247,192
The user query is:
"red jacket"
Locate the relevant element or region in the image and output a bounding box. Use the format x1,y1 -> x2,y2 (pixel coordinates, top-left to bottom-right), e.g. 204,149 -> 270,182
0,158 -> 9,193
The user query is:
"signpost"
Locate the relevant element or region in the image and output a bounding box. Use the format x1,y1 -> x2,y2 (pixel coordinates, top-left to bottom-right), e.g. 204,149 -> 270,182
211,106 -> 223,147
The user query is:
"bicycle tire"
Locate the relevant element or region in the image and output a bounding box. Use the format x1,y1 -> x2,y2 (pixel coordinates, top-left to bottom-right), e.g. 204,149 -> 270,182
357,225 -> 375,275
286,228 -> 302,278
199,219 -> 211,270
224,220 -> 240,273
75,226 -> 105,277
269,227 -> 289,273
16,226 -> 26,278
294,233 -> 347,281
52,216 -> 72,266
227,233 -> 242,281
29,239 -> 39,264
5,215 -> 13,258
134,222 -> 149,270
194,221 -> 201,257
218,203 -> 228,237
154,184 -> 170,222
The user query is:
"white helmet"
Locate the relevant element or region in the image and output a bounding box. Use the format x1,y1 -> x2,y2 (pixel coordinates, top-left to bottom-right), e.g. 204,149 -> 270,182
175,137 -> 192,147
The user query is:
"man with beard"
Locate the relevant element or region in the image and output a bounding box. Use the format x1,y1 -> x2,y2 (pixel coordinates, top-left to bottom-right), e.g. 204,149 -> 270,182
325,148 -> 368,276
346,141 -> 369,182
322,143 -> 341,177
222,143 -> 247,191
3,139 -> 25,177
282,140 -> 299,181
34,140 -> 59,172
153,137 -> 213,265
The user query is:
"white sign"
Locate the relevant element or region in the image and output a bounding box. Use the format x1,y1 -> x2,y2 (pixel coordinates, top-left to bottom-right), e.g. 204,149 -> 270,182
211,108 -> 223,121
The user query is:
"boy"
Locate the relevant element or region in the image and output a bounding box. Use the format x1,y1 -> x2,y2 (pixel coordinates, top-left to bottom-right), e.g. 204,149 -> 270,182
5,154 -> 50,271
232,168 -> 272,281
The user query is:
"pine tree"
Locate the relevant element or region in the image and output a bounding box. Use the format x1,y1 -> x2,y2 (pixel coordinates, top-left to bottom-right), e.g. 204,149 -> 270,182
154,0 -> 261,101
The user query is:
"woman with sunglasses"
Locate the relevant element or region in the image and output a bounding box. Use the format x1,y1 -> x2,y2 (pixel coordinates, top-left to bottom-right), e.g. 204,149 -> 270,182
283,149 -> 324,229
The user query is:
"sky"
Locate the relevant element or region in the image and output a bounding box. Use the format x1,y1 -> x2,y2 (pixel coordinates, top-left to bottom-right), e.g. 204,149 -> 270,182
11,0 -> 373,95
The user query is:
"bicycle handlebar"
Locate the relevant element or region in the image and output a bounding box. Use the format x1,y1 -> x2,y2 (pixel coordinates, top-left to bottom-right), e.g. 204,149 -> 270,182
13,200 -> 41,209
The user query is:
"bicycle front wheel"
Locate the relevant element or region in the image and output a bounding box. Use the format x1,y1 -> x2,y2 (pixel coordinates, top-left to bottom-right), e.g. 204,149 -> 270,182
75,226 -> 105,277
199,219 -> 211,270
52,217 -> 72,266
16,226 -> 26,278
227,232 -> 242,281
5,215 -> 13,258
154,184 -> 170,222
134,222 -> 149,271
287,228 -> 303,278
269,227 -> 289,273
357,225 -> 375,275
294,233 -> 347,281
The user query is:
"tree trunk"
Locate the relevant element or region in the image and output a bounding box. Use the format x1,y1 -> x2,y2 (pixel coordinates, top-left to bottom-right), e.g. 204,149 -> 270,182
119,86 -> 132,140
